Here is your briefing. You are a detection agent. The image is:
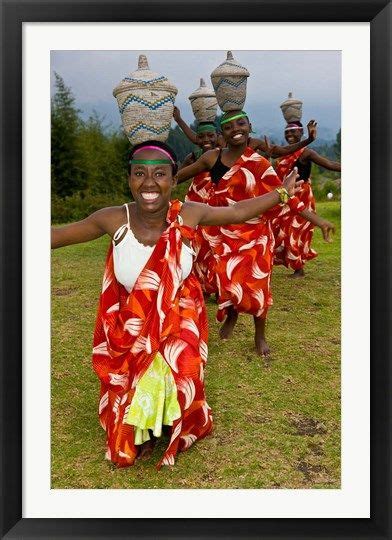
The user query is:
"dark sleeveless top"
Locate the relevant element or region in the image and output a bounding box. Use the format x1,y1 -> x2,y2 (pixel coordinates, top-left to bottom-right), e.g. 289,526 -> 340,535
294,157 -> 312,182
210,149 -> 230,184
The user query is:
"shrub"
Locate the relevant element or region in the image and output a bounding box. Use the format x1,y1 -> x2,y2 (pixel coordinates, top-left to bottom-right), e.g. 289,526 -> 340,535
51,192 -> 127,223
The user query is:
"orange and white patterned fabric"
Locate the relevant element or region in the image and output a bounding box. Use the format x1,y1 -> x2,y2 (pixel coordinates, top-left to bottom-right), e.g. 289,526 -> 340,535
92,200 -> 212,469
198,147 -> 305,322
273,149 -> 317,270
185,172 -> 218,295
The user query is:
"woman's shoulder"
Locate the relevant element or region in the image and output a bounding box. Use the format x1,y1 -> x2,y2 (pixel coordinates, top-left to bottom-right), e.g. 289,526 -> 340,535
92,204 -> 130,237
203,147 -> 220,162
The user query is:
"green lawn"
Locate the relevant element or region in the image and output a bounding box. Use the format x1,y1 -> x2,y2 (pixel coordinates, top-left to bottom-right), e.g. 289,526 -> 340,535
51,201 -> 341,489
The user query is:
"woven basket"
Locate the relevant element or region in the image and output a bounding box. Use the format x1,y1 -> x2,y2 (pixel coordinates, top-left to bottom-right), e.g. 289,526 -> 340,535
113,54 -> 178,145
188,78 -> 218,122
280,92 -> 303,123
210,51 -> 250,112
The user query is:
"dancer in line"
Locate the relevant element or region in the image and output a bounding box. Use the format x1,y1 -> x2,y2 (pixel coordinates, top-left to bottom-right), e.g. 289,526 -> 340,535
51,140 -> 303,468
173,105 -> 318,161
175,111 -> 334,356
172,106 -> 318,294
273,121 -> 341,277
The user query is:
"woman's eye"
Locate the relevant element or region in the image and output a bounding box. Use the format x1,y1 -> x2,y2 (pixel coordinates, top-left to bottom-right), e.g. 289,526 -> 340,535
135,171 -> 144,176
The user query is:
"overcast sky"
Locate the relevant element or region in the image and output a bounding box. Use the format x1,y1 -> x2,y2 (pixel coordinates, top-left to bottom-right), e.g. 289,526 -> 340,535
51,50 -> 341,140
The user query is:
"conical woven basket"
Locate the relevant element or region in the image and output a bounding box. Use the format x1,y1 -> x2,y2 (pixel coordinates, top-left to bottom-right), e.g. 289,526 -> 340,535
113,55 -> 178,145
280,92 -> 303,123
210,51 -> 250,112
188,78 -> 218,122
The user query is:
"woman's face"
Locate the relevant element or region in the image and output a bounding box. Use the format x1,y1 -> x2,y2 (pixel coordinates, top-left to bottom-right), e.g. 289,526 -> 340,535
128,148 -> 176,212
221,113 -> 250,146
284,128 -> 303,144
197,131 -> 218,152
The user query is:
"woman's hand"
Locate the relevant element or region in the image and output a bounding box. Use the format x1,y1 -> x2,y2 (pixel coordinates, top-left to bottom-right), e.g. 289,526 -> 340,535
283,167 -> 303,197
307,119 -> 317,141
319,219 -> 335,242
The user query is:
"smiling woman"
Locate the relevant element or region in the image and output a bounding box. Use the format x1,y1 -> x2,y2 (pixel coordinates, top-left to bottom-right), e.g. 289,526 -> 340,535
51,139 -> 306,469
175,112 -> 334,356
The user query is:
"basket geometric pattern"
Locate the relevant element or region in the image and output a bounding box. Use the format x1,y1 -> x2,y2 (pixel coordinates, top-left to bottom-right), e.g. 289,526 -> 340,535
219,96 -> 246,110
214,77 -> 248,91
280,92 -> 303,123
127,122 -> 172,139
118,94 -> 175,115
210,51 -> 250,112
188,78 -> 218,122
113,54 -> 178,145
123,76 -> 166,85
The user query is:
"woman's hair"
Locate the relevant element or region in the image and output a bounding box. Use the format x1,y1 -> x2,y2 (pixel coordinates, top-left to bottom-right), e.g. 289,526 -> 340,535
127,140 -> 178,175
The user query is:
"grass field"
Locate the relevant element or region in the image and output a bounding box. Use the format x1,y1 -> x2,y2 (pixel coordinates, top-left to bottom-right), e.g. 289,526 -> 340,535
51,201 -> 341,489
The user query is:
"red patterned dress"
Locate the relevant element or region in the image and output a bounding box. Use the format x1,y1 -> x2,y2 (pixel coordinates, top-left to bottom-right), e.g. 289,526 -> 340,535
185,172 -> 218,295
92,200 -> 212,469
199,147 -> 304,322
273,149 -> 317,270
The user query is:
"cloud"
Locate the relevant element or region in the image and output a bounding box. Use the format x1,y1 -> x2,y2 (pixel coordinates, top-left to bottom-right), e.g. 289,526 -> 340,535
51,50 -> 341,133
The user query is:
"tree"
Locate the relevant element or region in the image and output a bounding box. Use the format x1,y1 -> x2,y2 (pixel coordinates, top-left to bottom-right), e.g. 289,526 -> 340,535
167,125 -> 197,162
333,129 -> 341,160
78,112 -> 130,197
51,72 -> 86,198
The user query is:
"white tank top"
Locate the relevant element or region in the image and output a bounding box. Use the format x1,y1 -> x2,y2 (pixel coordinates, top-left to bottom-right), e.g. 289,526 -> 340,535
113,204 -> 195,293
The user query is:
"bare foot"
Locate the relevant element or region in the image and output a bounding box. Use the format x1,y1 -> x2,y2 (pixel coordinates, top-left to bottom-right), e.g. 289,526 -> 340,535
219,308 -> 238,340
137,438 -> 155,460
289,268 -> 305,278
255,336 -> 270,356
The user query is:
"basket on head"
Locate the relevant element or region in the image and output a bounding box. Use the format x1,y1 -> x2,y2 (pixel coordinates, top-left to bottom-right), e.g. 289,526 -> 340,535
280,92 -> 303,123
113,54 -> 178,145
210,51 -> 250,112
188,78 -> 218,122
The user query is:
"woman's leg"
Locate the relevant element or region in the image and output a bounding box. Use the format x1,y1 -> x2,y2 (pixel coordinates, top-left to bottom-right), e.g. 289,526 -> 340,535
253,315 -> 270,356
290,267 -> 305,278
219,305 -> 238,339
137,431 -> 156,460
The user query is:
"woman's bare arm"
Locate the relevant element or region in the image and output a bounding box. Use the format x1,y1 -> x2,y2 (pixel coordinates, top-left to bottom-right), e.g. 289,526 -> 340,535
303,149 -> 341,171
250,120 -> 318,158
173,106 -> 198,145
182,169 -> 301,227
300,209 -> 335,242
51,207 -> 115,249
175,149 -> 218,183
178,153 -> 195,170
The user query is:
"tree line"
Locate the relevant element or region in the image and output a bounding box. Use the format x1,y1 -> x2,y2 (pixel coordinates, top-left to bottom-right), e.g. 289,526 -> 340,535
51,73 -> 340,223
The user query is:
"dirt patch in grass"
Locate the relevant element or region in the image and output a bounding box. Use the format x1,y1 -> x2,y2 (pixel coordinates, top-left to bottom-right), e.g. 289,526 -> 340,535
286,413 -> 327,436
52,285 -> 77,296
296,460 -> 329,483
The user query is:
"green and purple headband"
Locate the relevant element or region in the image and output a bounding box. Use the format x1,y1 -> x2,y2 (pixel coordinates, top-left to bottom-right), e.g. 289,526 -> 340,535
129,145 -> 175,166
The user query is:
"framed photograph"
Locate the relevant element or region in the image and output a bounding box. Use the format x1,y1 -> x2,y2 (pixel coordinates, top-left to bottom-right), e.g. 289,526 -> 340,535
1,1 -> 391,538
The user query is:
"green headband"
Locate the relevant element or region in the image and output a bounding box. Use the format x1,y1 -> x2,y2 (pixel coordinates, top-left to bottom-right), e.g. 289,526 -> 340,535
130,159 -> 173,165
197,124 -> 217,134
220,111 -> 248,126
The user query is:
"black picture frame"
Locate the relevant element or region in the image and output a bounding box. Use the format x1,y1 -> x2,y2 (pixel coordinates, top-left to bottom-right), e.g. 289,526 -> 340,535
1,1 -> 391,538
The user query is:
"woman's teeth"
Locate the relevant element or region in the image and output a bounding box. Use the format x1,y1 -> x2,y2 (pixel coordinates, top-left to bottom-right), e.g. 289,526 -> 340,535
233,134 -> 243,140
141,192 -> 159,201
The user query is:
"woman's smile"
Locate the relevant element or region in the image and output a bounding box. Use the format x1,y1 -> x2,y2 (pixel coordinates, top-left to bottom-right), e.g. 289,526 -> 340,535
140,191 -> 160,202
